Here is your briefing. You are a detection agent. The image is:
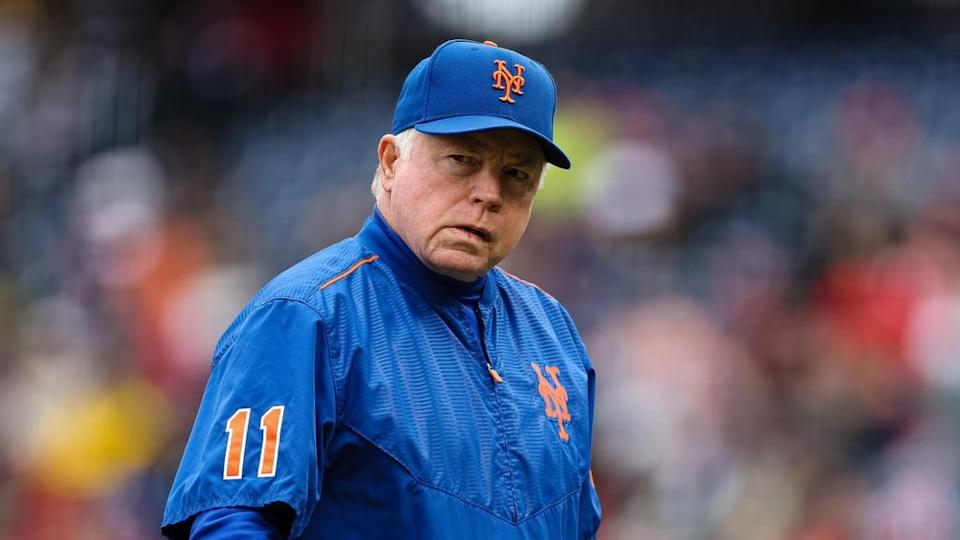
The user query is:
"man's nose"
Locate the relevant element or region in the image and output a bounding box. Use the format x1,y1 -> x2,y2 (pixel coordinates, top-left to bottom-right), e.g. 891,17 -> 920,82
470,168 -> 503,211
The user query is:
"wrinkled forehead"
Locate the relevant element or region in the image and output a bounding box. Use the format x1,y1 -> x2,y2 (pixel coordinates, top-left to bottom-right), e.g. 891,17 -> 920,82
422,129 -> 546,164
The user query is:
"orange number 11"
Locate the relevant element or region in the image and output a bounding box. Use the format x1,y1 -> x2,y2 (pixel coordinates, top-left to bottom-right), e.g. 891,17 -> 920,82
223,405 -> 285,480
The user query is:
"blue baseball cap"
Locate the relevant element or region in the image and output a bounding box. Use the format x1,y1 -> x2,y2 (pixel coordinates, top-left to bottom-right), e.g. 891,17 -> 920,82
392,39 -> 571,169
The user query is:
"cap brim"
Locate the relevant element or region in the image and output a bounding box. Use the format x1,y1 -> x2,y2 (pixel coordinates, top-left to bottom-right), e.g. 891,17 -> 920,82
415,115 -> 571,169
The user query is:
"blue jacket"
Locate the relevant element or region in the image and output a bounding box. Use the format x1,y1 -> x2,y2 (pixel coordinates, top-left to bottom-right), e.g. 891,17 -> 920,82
162,210 -> 602,538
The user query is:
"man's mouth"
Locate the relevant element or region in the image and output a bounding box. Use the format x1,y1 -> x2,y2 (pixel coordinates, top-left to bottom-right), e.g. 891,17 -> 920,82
454,225 -> 493,242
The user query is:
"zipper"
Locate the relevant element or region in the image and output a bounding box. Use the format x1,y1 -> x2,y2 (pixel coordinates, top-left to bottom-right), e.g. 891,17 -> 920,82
473,303 -> 518,521
474,305 -> 503,384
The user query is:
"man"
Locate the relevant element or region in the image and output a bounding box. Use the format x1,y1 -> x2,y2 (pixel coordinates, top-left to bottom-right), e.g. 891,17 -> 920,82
162,38 -> 601,539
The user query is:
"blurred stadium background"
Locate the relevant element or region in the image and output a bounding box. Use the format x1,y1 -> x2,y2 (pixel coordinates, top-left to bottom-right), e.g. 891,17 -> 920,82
2,0 -> 960,538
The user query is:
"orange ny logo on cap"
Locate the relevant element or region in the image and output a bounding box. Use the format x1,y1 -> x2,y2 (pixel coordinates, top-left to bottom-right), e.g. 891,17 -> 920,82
492,60 -> 526,104
531,362 -> 570,441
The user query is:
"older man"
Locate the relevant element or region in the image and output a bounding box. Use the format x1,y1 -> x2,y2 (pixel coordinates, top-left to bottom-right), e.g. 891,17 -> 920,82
162,39 -> 601,539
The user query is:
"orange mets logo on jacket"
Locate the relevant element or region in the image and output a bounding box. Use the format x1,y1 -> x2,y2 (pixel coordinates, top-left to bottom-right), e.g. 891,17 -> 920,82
492,60 -> 526,104
531,362 -> 570,441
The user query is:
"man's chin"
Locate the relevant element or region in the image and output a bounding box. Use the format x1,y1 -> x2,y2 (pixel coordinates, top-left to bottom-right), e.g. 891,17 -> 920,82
425,249 -> 493,282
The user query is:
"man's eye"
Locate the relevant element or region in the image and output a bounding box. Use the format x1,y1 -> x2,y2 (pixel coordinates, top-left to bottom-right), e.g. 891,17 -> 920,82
507,169 -> 530,181
450,155 -> 472,164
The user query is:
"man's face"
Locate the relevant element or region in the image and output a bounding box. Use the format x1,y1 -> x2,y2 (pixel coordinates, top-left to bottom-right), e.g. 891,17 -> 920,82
378,129 -> 545,282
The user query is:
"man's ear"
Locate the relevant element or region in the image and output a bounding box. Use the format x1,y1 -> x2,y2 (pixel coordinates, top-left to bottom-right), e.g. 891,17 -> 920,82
378,134 -> 400,193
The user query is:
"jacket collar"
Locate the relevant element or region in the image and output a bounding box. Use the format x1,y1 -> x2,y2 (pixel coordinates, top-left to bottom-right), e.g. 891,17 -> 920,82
356,206 -> 497,310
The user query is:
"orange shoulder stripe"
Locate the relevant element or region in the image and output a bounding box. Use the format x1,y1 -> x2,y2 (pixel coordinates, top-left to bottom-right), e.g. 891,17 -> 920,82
318,255 -> 379,290
499,268 -> 545,293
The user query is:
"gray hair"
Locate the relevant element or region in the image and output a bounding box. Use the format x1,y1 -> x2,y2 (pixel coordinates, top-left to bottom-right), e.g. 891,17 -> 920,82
370,128 -> 550,200
371,128 -> 418,200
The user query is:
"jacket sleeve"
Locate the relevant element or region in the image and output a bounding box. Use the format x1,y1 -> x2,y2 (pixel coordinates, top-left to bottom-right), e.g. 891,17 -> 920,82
189,506 -> 287,539
556,303 -> 603,538
162,298 -> 338,539
579,365 -> 602,538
